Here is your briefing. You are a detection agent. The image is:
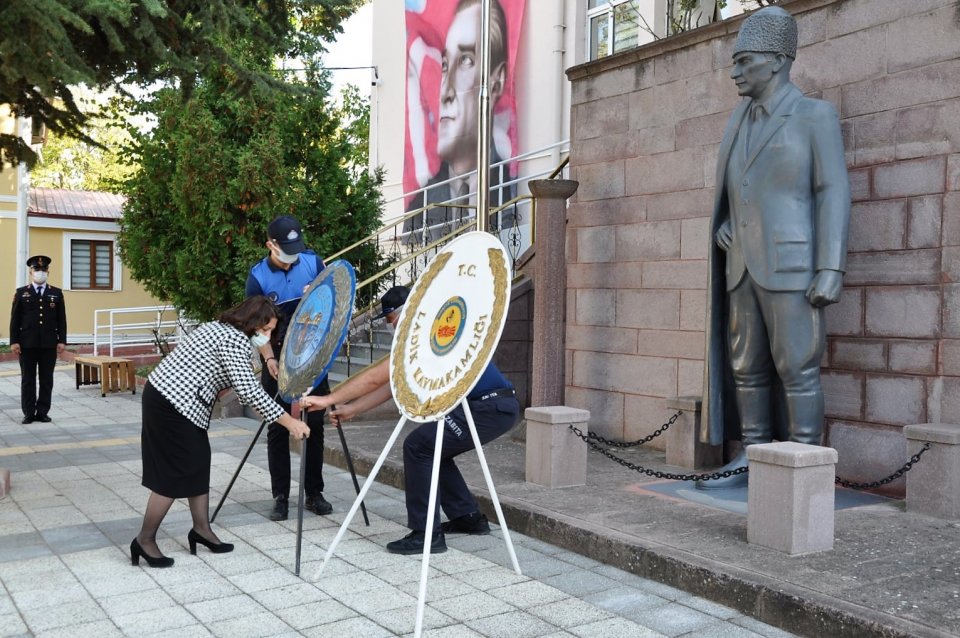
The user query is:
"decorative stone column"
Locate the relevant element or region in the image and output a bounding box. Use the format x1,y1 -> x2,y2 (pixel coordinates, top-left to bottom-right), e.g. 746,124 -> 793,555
525,406 -> 590,488
903,423 -> 960,520
747,442 -> 838,555
528,179 -> 578,407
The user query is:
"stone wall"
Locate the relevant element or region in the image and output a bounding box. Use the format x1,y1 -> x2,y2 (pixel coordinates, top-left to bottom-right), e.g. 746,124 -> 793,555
564,0 -> 960,483
494,275 -> 534,411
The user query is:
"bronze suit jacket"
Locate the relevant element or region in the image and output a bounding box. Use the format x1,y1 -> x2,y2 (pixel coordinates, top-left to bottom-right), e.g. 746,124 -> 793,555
701,82 -> 851,445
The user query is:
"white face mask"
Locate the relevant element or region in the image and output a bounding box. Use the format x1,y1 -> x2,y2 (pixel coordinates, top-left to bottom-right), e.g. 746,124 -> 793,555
250,332 -> 270,349
385,323 -> 396,336
270,242 -> 300,265
31,271 -> 48,285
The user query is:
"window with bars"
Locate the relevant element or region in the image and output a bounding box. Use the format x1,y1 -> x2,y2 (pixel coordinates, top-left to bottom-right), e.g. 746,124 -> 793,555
71,239 -> 114,290
587,0 -> 642,61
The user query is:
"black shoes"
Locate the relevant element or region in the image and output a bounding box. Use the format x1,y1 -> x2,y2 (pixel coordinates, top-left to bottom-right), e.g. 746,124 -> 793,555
386,530 -> 447,555
22,415 -> 34,424
130,538 -> 174,568
188,529 -> 234,555
269,497 -> 289,521
441,512 -> 491,535
35,415 -> 52,422
304,493 -> 333,515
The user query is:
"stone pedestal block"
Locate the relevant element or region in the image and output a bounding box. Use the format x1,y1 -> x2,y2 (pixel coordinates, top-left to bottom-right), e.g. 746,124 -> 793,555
747,442 -> 838,555
525,406 -> 590,488
0,469 -> 10,499
904,423 -> 960,520
664,396 -> 722,469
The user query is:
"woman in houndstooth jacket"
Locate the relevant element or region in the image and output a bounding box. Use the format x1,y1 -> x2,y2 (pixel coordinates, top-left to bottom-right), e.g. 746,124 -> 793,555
132,296 -> 311,568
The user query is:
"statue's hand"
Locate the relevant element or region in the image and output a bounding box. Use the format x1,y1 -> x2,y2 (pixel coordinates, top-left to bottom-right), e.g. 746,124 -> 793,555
715,220 -> 733,251
805,270 -> 843,307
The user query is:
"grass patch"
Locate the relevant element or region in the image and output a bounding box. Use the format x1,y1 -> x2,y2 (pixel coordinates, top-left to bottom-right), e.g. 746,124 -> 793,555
136,363 -> 158,378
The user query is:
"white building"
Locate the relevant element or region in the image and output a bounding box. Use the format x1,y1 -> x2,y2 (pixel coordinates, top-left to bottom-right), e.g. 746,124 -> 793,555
368,0 -> 748,223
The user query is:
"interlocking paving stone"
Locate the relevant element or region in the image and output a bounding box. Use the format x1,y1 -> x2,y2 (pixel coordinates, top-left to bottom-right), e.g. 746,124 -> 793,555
0,362 -> 798,638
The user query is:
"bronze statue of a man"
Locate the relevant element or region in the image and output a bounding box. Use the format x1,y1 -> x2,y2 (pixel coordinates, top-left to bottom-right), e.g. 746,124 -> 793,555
699,6 -> 850,489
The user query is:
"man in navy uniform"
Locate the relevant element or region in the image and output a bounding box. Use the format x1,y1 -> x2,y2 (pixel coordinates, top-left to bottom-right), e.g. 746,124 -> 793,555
302,286 -> 520,554
246,215 -> 333,521
10,255 -> 67,424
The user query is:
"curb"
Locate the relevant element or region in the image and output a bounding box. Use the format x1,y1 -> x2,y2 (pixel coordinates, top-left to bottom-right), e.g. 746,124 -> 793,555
322,443 -> 951,638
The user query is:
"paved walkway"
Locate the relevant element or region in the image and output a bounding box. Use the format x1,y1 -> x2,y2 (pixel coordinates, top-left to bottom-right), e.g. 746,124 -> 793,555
0,362 -> 796,638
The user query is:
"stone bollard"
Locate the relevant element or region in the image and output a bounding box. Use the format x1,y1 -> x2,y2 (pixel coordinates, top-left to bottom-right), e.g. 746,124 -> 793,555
525,406 -> 590,488
0,468 -> 10,499
664,396 -> 722,469
747,442 -> 838,555
903,423 -> 960,520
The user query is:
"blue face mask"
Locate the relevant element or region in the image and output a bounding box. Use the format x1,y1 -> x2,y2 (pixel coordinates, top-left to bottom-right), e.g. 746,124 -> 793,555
250,332 -> 270,349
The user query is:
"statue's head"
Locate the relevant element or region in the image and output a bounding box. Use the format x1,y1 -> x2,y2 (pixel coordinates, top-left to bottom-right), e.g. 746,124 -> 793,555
733,6 -> 797,60
730,6 -> 797,100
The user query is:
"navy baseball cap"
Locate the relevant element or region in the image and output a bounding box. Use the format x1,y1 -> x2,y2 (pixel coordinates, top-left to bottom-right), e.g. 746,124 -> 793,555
268,215 -> 307,254
373,286 -> 410,319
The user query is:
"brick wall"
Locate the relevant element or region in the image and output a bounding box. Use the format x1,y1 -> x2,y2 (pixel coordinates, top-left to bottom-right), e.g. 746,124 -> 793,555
565,0 -> 960,480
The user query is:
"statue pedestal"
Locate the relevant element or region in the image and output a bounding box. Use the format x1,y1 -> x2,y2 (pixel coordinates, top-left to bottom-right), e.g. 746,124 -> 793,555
525,406 -> 589,488
904,423 -> 960,520
747,442 -> 838,555
665,396 -> 722,469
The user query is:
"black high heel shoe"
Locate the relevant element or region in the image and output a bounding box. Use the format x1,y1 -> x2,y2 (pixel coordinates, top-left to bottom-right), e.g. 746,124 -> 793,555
130,538 -> 174,568
188,529 -> 234,555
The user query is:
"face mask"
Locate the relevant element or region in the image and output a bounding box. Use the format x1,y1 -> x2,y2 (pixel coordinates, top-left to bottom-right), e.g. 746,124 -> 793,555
385,322 -> 396,336
250,332 -> 270,349
31,271 -> 48,285
271,243 -> 299,265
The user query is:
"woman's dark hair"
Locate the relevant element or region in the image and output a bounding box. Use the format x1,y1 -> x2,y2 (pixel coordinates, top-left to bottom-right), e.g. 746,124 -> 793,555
219,296 -> 279,336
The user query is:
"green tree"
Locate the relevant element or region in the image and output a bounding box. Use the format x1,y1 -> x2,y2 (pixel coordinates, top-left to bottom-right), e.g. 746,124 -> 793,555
0,0 -> 364,166
118,69 -> 384,321
30,98 -> 136,193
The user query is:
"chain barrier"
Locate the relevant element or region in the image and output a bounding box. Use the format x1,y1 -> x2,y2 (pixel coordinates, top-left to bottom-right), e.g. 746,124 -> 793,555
570,411 -> 931,487
577,410 -> 681,448
568,414 -> 748,482
834,442 -> 931,490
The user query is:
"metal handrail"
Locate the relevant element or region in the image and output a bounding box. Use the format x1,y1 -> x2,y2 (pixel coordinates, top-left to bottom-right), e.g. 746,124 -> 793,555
324,146 -> 569,380
93,305 -> 194,356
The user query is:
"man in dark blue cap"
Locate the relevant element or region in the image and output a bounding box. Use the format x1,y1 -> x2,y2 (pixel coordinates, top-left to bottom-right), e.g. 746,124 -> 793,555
246,215 -> 333,521
302,285 -> 519,555
10,255 -> 67,424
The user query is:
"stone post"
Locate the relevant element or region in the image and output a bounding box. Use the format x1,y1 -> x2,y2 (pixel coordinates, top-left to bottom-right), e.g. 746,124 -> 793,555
746,442 -> 838,555
665,396 -> 722,469
525,406 -> 589,488
528,179 -> 578,407
903,423 -> 960,520
0,468 -> 10,499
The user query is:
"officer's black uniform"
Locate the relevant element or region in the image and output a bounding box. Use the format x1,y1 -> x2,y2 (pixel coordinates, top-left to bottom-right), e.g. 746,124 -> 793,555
10,256 -> 67,423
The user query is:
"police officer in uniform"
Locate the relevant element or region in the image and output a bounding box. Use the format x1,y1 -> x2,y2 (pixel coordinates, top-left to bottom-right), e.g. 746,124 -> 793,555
10,255 -> 67,424
245,215 -> 333,520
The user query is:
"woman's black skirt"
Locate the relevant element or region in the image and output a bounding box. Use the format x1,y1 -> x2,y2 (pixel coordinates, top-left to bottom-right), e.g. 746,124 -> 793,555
141,382 -> 210,498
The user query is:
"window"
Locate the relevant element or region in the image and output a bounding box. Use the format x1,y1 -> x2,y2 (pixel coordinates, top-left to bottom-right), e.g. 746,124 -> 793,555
587,0 -> 642,61
71,239 -> 114,290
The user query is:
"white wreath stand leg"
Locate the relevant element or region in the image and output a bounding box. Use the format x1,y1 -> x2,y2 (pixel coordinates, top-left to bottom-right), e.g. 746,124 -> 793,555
316,399 -> 522,638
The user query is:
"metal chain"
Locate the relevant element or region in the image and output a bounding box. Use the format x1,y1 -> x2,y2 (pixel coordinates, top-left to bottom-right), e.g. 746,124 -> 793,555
835,442 -> 931,490
580,410 -> 682,448
568,424 -> 748,482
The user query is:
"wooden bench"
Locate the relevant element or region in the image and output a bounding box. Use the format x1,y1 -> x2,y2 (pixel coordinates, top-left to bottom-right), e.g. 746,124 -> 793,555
75,356 -> 137,397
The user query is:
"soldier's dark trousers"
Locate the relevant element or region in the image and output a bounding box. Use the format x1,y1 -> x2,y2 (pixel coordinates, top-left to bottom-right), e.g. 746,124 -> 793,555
261,359 -> 328,500
20,347 -> 57,418
402,395 -> 519,533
